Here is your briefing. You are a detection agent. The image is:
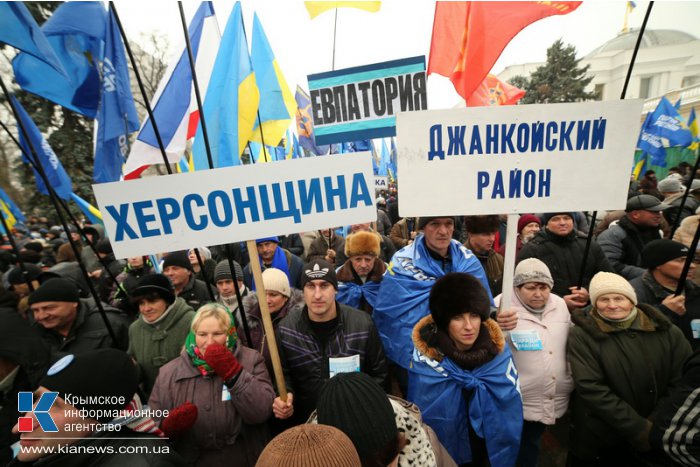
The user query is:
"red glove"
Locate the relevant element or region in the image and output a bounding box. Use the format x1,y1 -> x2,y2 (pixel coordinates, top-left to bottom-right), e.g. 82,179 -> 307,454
160,402 -> 198,438
203,344 -> 242,382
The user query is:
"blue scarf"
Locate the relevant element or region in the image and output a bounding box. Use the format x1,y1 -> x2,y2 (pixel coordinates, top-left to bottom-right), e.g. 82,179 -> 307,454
408,346 -> 522,466
336,276 -> 382,310
251,246 -> 290,291
373,236 -> 492,369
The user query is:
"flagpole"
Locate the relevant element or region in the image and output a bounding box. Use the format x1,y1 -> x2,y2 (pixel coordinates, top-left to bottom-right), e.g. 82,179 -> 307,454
332,8 -> 338,70
0,120 -> 127,297
576,1 -> 654,290
0,202 -> 35,294
0,77 -> 118,344
176,1 -> 253,344
108,2 -> 173,175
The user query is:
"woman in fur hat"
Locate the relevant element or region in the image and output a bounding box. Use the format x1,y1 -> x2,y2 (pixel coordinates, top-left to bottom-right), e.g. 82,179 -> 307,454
408,273 -> 522,466
567,271 -> 692,466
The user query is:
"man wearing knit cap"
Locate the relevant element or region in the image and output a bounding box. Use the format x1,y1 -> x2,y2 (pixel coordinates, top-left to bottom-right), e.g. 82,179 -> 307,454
256,424 -> 361,466
214,259 -> 248,315
631,239 -> 700,348
519,212 -> 613,311
242,236 -> 304,289
336,231 -> 386,314
29,278 -> 129,355
273,259 -> 387,427
11,349 -> 185,466
598,194 -> 667,280
162,250 -> 213,311
373,216 -> 516,385
463,215 -> 504,296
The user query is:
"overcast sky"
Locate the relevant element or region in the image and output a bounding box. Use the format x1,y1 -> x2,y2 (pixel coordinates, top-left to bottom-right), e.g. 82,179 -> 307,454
117,1 -> 700,109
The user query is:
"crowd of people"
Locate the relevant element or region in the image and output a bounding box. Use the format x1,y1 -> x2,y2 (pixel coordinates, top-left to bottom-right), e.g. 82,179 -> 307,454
1,168 -> 699,467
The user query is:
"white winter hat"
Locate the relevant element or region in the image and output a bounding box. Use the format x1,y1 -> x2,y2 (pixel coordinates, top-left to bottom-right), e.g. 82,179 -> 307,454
513,258 -> 553,288
589,271 -> 637,306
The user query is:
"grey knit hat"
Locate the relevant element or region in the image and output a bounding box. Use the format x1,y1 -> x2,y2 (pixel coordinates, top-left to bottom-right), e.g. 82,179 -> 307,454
214,260 -> 244,282
256,424 -> 361,466
513,258 -> 553,288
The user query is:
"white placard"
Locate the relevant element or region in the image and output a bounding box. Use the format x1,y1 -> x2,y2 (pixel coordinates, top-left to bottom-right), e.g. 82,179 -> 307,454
374,177 -> 389,190
396,100 -> 643,216
93,153 -> 376,259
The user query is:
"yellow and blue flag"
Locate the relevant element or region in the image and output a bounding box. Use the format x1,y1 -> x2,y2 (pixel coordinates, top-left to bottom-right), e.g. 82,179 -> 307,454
13,96 -> 73,200
192,1 -> 259,169
13,2 -> 106,118
295,86 -> 330,156
305,1 -> 381,19
250,13 -> 296,147
0,2 -> 66,76
632,154 -> 647,180
70,192 -> 103,225
688,108 -> 699,151
0,188 -> 25,234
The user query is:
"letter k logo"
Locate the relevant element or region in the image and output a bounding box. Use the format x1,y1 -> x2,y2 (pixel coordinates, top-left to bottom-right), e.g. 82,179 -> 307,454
18,392 -> 58,432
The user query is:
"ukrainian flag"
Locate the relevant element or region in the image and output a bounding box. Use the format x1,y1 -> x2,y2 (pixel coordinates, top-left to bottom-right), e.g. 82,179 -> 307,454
305,1 -> 381,19
192,2 -> 259,169
70,192 -> 103,225
689,108 -> 699,151
250,14 -> 296,148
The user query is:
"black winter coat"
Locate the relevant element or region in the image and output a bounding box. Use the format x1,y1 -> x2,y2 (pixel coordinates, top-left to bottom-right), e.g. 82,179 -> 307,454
517,229 -> 613,298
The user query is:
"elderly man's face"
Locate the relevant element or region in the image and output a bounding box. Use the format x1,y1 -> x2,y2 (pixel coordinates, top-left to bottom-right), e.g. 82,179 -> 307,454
256,241 -> 278,263
350,255 -> 376,276
31,301 -> 78,336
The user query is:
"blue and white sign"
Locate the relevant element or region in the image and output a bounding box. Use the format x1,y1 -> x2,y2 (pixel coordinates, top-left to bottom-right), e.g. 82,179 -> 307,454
308,56 -> 426,145
396,100 -> 643,216
93,153 -> 376,258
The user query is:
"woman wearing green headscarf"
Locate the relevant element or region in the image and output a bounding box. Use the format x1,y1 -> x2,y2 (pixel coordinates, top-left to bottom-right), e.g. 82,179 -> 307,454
149,303 -> 275,467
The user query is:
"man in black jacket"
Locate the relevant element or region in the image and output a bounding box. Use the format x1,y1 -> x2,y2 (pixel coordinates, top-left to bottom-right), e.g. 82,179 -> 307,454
518,212 -> 613,310
29,278 -> 129,356
272,259 -> 387,426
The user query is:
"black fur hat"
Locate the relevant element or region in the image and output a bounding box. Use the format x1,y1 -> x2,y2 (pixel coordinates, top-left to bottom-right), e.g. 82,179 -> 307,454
429,273 -> 491,330
463,215 -> 500,234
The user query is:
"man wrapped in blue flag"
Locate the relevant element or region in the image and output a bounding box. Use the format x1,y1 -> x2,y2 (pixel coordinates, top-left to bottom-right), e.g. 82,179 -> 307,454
336,231 -> 387,314
12,2 -> 107,118
94,9 -> 140,183
12,96 -> 73,200
374,216 -> 504,373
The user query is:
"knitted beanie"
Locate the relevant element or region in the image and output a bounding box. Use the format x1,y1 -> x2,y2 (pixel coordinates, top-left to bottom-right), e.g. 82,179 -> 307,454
513,258 -> 553,288
262,268 -> 291,298
316,372 -> 397,459
162,251 -> 193,271
188,247 -> 212,260
256,424 -> 361,467
256,236 -> 279,244
214,260 -> 244,282
301,259 -> 338,290
517,214 -> 542,233
344,231 -> 380,257
96,239 -> 113,255
429,273 -> 491,329
28,278 -> 80,305
8,264 -> 42,285
541,212 -> 574,226
641,239 -> 689,270
589,271 -> 637,306
417,216 -> 455,231
40,349 -> 138,423
130,274 -> 176,305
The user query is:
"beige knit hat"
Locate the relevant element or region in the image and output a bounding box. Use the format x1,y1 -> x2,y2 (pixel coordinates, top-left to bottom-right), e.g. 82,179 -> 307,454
513,258 -> 553,288
256,424 -> 361,467
262,268 -> 291,298
589,271 -> 637,306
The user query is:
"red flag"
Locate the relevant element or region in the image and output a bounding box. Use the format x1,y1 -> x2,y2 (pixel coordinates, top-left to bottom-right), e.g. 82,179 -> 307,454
429,1 -> 581,101
467,74 -> 525,106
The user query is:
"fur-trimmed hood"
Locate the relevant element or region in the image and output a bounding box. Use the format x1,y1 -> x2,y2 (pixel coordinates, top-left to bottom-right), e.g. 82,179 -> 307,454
412,314 -> 505,362
571,303 -> 671,340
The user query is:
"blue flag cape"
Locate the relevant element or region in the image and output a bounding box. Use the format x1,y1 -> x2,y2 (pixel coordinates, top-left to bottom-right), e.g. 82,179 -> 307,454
336,270 -> 383,310
372,236 -> 491,369
408,345 -> 523,465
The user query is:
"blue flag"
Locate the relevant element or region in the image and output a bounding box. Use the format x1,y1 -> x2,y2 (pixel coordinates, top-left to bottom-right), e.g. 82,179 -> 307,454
292,133 -> 302,158
378,139 -> 390,176
0,2 -> 66,76
12,96 -> 73,200
12,2 -> 107,118
94,9 -> 140,183
295,85 -> 329,156
649,97 -> 693,147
